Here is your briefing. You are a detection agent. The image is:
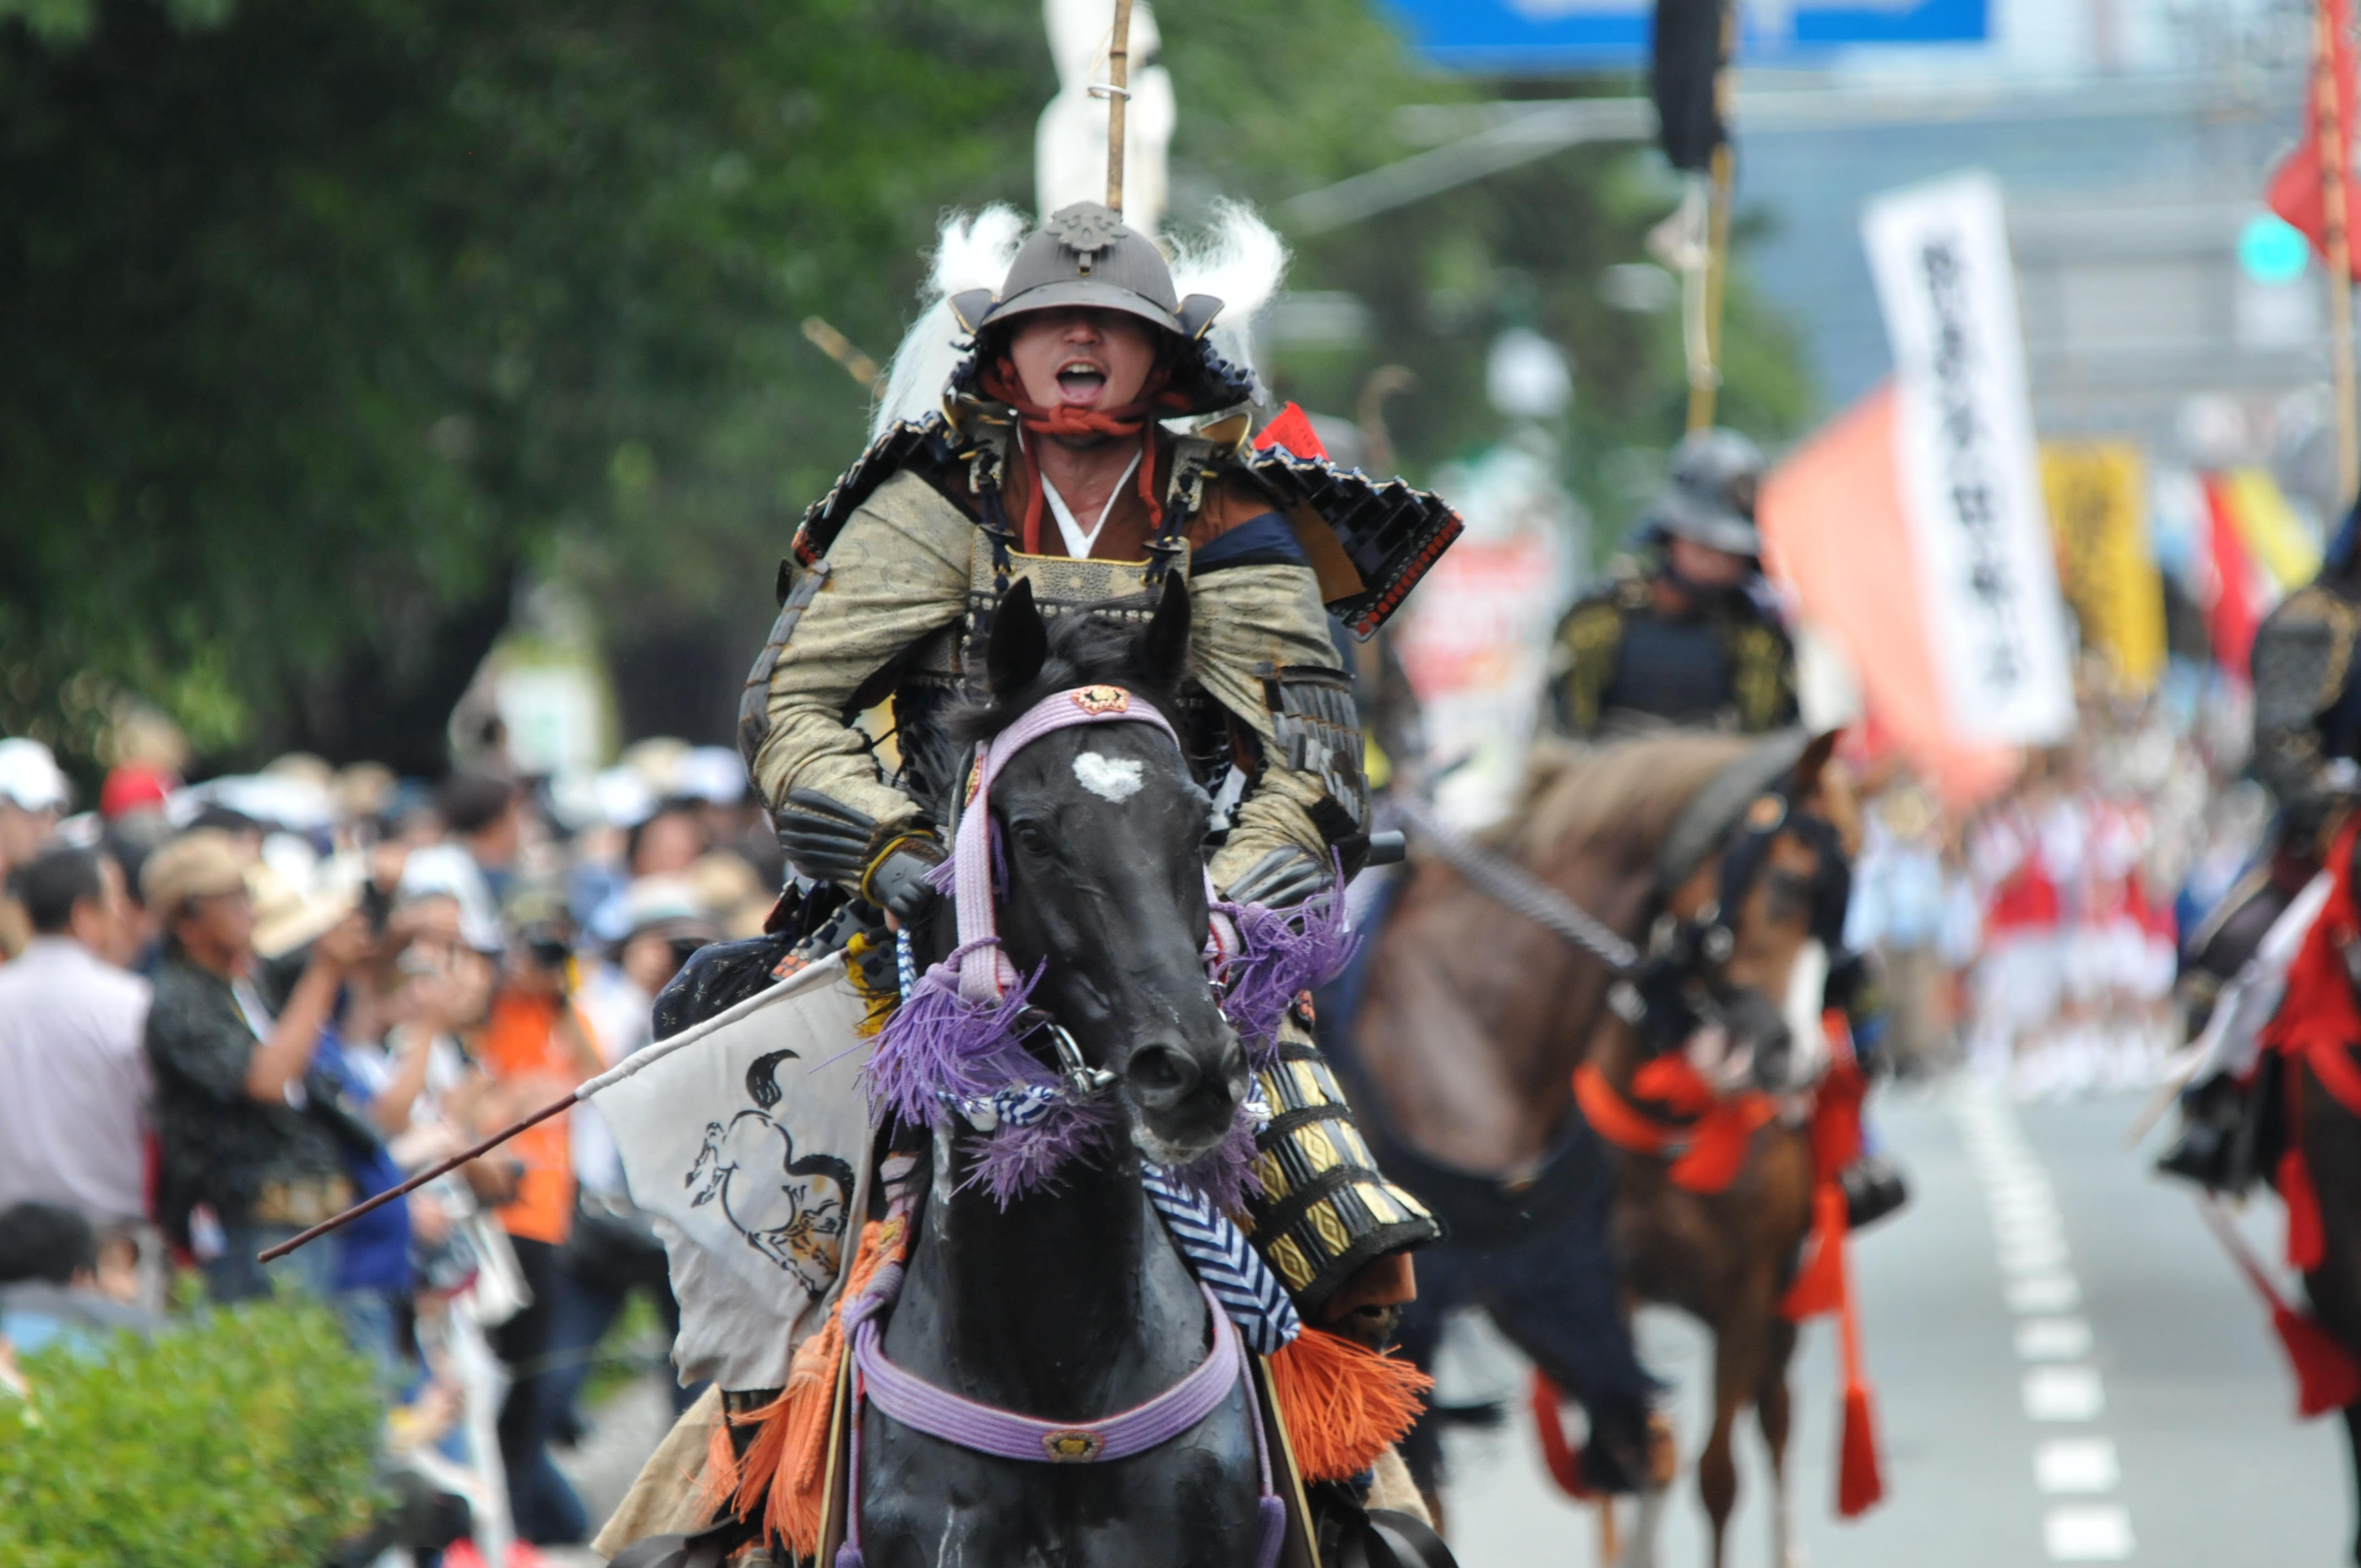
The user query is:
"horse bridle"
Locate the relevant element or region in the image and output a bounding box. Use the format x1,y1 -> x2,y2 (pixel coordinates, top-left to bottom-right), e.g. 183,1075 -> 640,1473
1615,777 -> 1853,1057
1400,772 -> 1849,1061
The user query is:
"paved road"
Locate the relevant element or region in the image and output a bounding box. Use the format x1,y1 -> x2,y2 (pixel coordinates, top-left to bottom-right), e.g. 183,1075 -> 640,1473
1432,1079 -> 2353,1567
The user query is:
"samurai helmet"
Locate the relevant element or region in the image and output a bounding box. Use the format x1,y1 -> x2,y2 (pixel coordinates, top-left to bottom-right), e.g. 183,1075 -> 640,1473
1642,427 -> 1765,558
947,203 -> 1255,417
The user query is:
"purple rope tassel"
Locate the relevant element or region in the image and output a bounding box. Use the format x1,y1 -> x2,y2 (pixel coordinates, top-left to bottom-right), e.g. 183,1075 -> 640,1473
862,945 -> 1043,1130
1211,889 -> 1357,1064
1256,1495 -> 1287,1568
960,1096 -> 1118,1207
1166,1101 -> 1265,1215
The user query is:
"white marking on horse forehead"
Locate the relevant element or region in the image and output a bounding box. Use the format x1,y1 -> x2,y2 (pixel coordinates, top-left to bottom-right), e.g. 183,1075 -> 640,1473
1073,749 -> 1145,803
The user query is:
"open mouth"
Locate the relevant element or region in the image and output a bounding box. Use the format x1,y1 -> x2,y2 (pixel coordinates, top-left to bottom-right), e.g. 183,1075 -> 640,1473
1054,358 -> 1109,405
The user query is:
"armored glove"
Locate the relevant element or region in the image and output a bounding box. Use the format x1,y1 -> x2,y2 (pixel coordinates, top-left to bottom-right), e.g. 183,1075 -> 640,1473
776,789 -> 943,923
1221,845 -> 1334,910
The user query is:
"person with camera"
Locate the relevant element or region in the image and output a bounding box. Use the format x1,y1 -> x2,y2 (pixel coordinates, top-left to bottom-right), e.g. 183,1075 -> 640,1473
473,899 -> 605,1547
140,829 -> 377,1304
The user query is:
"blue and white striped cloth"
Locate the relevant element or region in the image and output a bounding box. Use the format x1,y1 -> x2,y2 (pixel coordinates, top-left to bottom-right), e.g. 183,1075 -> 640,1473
1142,1164 -> 1302,1356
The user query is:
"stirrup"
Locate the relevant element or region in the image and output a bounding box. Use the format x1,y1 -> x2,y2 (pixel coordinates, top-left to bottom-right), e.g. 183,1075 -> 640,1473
1840,1156 -> 1909,1231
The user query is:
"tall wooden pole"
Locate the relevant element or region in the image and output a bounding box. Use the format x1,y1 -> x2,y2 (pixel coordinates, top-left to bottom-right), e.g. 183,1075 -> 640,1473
2318,0 -> 2359,505
1686,4 -> 1737,433
1104,0 -> 1135,217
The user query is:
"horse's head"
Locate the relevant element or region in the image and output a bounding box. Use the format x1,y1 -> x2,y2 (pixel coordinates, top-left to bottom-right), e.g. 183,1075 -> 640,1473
1652,731 -> 1860,1095
940,575 -> 1247,1166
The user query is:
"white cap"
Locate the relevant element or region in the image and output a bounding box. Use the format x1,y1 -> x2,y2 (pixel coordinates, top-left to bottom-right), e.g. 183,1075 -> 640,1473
679,747 -> 748,805
396,841 -> 507,953
0,738 -> 71,813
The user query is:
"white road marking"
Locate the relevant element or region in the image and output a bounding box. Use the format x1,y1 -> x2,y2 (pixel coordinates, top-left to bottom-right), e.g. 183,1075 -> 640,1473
2044,1505 -> 2136,1560
2001,1237 -> 2075,1276
2016,1317 -> 2095,1362
2035,1438 -> 2121,1494
2023,1365 -> 2107,1421
2008,1275 -> 2082,1314
1954,1082 -> 2132,1559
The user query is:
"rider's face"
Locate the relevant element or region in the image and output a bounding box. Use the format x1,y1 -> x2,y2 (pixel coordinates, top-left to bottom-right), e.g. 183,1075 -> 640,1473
1007,308 -> 1160,415
1667,535 -> 1751,589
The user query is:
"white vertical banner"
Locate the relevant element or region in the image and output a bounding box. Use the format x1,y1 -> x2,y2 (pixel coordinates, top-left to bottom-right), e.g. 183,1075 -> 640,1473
1862,171 -> 2075,744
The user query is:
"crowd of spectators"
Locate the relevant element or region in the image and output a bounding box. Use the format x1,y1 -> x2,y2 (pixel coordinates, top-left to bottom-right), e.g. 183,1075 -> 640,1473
0,731 -> 777,1555
1843,673 -> 2254,1099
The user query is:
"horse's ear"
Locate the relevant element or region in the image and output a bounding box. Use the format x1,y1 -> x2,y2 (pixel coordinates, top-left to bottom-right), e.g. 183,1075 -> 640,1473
1139,574 -> 1192,688
1792,729 -> 1843,797
988,578 -> 1048,699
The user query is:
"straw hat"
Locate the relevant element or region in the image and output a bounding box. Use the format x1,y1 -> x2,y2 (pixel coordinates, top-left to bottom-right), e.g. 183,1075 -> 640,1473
141,829 -> 250,921
247,851 -> 362,960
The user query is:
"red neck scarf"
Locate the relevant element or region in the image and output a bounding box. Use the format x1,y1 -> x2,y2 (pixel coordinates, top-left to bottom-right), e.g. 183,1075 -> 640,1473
981,358 -> 1182,556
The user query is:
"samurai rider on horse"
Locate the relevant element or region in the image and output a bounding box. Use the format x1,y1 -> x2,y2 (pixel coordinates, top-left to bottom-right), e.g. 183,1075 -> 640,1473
2161,507 -> 2361,1191
638,201 -> 1479,1561
2154,510 -> 2361,1562
1547,427 -> 1907,1229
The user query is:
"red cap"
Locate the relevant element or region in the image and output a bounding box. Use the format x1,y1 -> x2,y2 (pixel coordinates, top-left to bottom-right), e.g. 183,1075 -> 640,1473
100,765 -> 173,820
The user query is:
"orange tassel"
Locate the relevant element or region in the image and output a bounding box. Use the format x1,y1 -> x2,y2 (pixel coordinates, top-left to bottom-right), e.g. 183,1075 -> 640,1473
2282,1146 -> 2327,1271
1830,1188 -> 1884,1518
1837,1384 -> 1884,1518
1267,1327 -> 1434,1482
1781,1183 -> 1848,1321
691,1405 -> 741,1521
728,1215 -> 907,1556
2276,1300 -> 2361,1417
1527,1371 -> 1593,1499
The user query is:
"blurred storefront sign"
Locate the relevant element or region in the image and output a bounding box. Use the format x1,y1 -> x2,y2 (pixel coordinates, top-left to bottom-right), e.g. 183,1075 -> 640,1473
2041,442 -> 2166,688
1863,170 -> 2075,746
1393,436 -> 1582,827
1379,0 -> 1987,72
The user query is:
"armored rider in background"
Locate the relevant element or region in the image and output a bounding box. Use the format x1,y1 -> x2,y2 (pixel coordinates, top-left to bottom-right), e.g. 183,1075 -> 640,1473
2160,516 -> 2361,1188
1550,427 -> 1906,1227
1547,428 -> 1796,742
733,203 -> 1455,1338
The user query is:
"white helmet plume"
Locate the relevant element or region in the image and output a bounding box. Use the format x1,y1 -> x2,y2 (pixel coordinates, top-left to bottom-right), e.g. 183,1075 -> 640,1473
1165,198 -> 1288,402
870,205 -> 1029,439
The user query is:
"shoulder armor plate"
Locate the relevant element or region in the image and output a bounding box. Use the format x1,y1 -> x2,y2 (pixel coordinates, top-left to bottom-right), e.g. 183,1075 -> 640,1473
1234,447 -> 1463,639
2254,587 -> 2360,735
792,415 -> 970,564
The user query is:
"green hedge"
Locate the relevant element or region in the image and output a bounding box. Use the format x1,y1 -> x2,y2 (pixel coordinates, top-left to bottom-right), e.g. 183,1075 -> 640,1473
0,1302 -> 382,1567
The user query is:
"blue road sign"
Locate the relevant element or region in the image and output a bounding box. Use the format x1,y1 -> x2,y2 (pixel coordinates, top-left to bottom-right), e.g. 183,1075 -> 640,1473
1380,1 -> 1989,71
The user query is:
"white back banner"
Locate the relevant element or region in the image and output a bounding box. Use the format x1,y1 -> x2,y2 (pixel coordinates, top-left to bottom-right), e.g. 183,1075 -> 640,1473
1862,171 -> 2075,745
597,954 -> 875,1390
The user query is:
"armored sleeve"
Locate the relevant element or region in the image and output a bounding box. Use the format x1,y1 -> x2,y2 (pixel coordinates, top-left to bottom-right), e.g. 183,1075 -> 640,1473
1728,612 -> 1799,734
2250,588 -> 2358,818
744,470 -> 973,843
1547,595 -> 1626,738
1190,562 -> 1365,891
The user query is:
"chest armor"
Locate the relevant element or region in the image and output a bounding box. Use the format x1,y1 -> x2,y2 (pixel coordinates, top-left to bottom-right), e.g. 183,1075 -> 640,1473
1605,610 -> 1737,727
889,531 -> 1234,823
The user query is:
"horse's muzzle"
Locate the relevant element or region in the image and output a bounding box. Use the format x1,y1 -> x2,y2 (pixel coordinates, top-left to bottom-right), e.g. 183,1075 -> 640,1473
1124,1031 -> 1247,1161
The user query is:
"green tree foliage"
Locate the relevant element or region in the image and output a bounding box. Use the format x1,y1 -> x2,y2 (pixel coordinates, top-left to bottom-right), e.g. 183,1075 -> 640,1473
0,1303 -> 381,1566
1,0 -> 1807,765
0,0 -> 1051,766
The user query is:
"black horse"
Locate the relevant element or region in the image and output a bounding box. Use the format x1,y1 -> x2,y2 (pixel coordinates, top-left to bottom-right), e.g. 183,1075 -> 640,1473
852,578 -> 1267,1567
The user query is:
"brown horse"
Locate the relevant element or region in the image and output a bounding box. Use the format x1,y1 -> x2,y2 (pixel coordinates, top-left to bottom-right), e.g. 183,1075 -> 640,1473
1336,731 -> 1856,1567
